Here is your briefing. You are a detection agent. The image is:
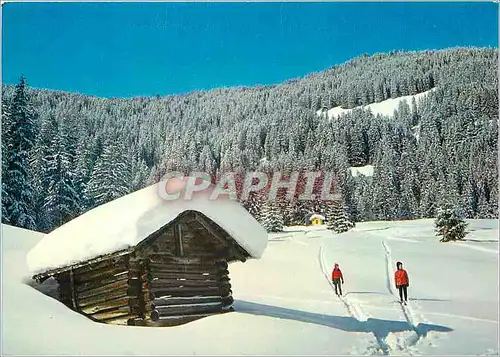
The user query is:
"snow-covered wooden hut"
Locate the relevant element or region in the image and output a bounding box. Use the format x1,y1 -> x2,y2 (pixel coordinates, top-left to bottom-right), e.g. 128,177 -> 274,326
27,180 -> 267,327
309,214 -> 325,225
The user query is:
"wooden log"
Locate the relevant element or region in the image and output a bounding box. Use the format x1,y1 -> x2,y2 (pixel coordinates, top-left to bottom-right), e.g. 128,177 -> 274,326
147,258 -> 217,270
150,317 -> 202,327
148,266 -> 218,276
151,296 -> 222,308
150,285 -> 219,296
74,265 -> 128,283
148,287 -> 219,300
174,223 -> 184,256
88,304 -> 143,318
77,289 -> 129,307
89,305 -> 130,318
149,271 -> 218,282
75,273 -> 130,294
76,277 -> 130,300
147,255 -> 204,265
149,279 -> 220,289
151,303 -> 222,318
133,307 -> 232,327
69,269 -> 77,309
72,255 -> 128,276
80,296 -> 133,314
151,306 -> 221,321
105,318 -> 133,326
150,310 -> 226,322
91,308 -> 133,321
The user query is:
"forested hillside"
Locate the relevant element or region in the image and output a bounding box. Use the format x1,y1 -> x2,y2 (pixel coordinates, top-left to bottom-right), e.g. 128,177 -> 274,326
2,47 -> 498,232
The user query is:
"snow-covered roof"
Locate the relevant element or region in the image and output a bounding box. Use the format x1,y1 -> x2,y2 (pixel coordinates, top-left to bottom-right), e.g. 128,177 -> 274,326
309,214 -> 325,221
26,179 -> 268,275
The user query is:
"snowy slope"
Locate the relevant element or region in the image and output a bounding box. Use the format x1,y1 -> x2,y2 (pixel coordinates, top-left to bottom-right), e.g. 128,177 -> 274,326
3,219 -> 498,355
317,88 -> 436,120
27,179 -> 268,275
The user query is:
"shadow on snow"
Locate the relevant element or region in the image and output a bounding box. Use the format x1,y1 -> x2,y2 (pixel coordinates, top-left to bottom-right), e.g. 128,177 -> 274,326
234,300 -> 453,345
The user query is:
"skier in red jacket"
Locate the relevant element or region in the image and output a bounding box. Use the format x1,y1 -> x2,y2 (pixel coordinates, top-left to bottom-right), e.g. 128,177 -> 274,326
331,263 -> 344,296
394,261 -> 410,304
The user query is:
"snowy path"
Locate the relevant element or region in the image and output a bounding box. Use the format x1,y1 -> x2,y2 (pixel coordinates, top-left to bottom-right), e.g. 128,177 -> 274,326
381,239 -> 438,353
319,240 -> 445,356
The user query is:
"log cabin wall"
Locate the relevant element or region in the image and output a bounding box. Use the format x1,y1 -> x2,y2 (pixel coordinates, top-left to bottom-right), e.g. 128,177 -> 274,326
130,211 -> 236,326
54,252 -> 143,325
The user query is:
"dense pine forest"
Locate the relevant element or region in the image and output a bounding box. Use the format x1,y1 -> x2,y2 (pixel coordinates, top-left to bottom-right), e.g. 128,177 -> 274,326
2,47 -> 498,233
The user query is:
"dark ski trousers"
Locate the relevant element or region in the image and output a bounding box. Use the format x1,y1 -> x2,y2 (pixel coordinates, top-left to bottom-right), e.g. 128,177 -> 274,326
397,285 -> 408,302
333,278 -> 342,295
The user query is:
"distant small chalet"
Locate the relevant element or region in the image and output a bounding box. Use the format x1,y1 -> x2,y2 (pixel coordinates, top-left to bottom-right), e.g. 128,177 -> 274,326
27,180 -> 268,327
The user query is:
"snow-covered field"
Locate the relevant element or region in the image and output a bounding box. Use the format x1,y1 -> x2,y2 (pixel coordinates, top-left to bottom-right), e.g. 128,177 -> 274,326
317,88 -> 436,120
2,219 -> 498,355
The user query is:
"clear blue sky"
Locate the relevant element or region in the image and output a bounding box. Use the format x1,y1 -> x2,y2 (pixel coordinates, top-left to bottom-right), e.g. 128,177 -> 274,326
2,2 -> 498,98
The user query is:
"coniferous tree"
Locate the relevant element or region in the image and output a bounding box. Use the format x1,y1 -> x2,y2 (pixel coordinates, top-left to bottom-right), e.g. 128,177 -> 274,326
2,76 -> 37,229
435,204 -> 468,242
260,201 -> 284,233
326,201 -> 354,233
243,191 -> 264,222
43,115 -> 81,228
371,142 -> 399,220
86,141 -> 132,207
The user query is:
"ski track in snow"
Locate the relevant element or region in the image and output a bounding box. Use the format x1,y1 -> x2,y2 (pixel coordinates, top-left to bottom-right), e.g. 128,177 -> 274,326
381,239 -> 437,352
319,245 -> 405,355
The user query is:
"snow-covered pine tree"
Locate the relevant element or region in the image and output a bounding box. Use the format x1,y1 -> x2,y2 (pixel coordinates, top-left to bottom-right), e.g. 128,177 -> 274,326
74,137 -> 95,213
242,191 -> 263,222
2,76 -> 37,229
130,146 -> 150,191
260,201 -> 284,233
435,204 -> 468,242
43,115 -> 81,229
86,140 -> 132,208
326,201 -> 354,233
32,114 -> 58,231
371,141 -> 400,220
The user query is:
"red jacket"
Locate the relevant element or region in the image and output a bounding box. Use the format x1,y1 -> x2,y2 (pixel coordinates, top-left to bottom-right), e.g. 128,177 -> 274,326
332,269 -> 343,281
394,269 -> 409,287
